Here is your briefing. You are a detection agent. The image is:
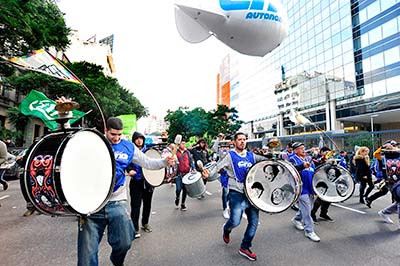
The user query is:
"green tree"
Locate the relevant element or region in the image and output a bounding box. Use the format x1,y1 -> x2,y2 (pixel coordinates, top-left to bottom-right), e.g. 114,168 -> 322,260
0,0 -> 70,57
4,61 -> 148,130
164,105 -> 243,144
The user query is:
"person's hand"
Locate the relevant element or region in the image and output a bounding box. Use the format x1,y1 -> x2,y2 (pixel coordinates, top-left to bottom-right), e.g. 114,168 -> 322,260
165,155 -> 176,166
202,169 -> 209,178
127,169 -> 137,176
304,161 -> 311,168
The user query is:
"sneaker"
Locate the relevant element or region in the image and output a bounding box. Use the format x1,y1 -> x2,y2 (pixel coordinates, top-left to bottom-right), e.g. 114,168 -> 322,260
305,231 -> 320,242
378,210 -> 394,224
181,204 -> 187,211
222,209 -> 230,219
205,190 -> 212,195
242,212 -> 248,219
3,181 -> 9,191
365,197 -> 372,208
23,209 -> 35,217
197,194 -> 205,200
222,225 -> 230,244
134,231 -> 141,239
291,217 -> 304,231
291,204 -> 299,211
238,247 -> 257,261
175,198 -> 180,209
359,198 -> 365,204
142,224 -> 152,233
319,214 -> 335,222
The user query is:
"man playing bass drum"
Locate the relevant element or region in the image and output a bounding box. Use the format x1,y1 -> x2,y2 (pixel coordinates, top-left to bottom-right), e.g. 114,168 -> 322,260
203,132 -> 267,261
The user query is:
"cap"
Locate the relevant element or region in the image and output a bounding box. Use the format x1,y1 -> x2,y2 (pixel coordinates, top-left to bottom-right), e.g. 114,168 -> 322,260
383,140 -> 398,146
292,142 -> 304,150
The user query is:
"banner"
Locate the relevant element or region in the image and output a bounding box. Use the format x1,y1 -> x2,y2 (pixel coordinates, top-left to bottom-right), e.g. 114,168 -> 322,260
20,90 -> 85,131
9,49 -> 80,83
117,114 -> 137,138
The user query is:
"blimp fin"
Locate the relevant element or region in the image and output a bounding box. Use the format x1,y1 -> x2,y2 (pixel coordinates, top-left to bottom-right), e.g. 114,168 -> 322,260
175,6 -> 211,43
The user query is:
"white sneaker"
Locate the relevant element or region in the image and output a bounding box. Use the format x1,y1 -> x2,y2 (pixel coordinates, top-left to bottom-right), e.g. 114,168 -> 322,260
223,209 -> 230,219
378,210 -> 394,224
205,190 -> 212,196
291,218 -> 304,231
305,231 -> 320,242
242,212 -> 248,219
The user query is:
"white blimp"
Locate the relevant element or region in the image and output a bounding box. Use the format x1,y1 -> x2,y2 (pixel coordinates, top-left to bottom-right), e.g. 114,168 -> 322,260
174,0 -> 288,57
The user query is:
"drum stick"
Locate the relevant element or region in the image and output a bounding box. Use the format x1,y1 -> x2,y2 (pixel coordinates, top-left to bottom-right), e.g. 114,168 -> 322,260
172,134 -> 182,156
196,160 -> 204,171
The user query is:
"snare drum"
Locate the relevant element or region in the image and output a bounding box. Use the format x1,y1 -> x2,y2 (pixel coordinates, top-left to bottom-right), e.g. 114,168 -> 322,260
21,128 -> 115,216
244,160 -> 301,213
312,163 -> 354,202
142,149 -> 166,187
182,171 -> 206,198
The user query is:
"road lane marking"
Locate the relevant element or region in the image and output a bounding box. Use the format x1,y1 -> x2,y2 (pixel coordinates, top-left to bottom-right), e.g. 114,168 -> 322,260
332,203 -> 366,214
0,195 -> 10,200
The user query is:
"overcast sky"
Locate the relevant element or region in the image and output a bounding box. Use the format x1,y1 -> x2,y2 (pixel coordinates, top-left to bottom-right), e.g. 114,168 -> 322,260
57,0 -> 233,118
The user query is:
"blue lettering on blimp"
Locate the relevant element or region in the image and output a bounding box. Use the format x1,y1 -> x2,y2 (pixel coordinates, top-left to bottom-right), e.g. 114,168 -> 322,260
220,0 -> 282,22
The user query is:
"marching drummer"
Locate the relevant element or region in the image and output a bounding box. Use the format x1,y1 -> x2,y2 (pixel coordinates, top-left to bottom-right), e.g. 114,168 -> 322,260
203,132 -> 268,261
289,142 -> 321,242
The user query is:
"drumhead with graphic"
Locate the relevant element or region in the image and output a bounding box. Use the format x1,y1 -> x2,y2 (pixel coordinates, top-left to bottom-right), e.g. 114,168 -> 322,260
312,164 -> 354,202
244,160 -> 301,213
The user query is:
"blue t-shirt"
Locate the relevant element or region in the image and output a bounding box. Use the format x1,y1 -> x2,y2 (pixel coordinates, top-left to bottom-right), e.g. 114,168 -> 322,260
229,150 -> 255,183
111,139 -> 135,192
290,154 -> 315,195
131,147 -> 146,181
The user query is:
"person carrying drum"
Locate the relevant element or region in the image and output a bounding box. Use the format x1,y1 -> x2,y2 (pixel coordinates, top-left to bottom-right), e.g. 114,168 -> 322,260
311,146 -> 335,223
191,138 -> 211,198
127,131 -> 156,239
76,116 -> 175,266
365,140 -> 397,208
175,138 -> 193,211
203,132 -> 267,261
289,142 -> 321,242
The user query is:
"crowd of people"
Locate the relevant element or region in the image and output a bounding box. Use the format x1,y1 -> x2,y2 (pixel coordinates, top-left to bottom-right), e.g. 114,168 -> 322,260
3,100 -> 400,264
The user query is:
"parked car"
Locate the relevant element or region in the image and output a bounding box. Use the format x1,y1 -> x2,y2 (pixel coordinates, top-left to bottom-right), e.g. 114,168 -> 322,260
4,148 -> 27,180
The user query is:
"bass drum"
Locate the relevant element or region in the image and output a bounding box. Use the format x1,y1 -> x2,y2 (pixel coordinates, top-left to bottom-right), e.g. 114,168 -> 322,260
244,160 -> 302,213
21,128 -> 115,216
142,149 -> 166,187
313,163 -> 354,203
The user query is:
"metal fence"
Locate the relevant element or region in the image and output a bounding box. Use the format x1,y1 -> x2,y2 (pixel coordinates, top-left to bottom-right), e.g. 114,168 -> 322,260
247,129 -> 400,154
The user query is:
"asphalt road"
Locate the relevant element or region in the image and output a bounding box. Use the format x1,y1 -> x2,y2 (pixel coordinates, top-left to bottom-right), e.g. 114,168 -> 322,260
0,179 -> 399,266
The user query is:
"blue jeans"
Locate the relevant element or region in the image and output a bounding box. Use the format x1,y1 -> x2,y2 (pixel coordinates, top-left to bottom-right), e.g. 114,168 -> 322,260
175,174 -> 187,204
224,190 -> 259,249
222,186 -> 228,210
78,200 -> 134,266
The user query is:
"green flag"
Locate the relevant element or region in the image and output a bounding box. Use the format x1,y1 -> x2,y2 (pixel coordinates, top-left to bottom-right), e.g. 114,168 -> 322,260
117,114 -> 137,138
20,90 -> 85,131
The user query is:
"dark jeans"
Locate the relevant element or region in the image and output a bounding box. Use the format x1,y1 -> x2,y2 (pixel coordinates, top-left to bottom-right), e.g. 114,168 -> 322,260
175,174 -> 187,205
129,178 -> 154,231
359,176 -> 374,200
311,197 -> 331,216
224,190 -> 259,249
367,185 -> 389,203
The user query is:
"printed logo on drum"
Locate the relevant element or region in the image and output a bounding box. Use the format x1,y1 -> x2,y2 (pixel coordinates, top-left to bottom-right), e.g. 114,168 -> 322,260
238,161 -> 253,168
219,0 -> 282,22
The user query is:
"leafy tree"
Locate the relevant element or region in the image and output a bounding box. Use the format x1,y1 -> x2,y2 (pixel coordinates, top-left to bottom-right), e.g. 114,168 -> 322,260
164,105 -> 243,144
0,0 -> 70,57
4,61 -> 148,130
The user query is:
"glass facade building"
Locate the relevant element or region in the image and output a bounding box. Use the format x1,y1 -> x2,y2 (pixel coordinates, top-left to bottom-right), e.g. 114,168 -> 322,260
223,0 -> 400,141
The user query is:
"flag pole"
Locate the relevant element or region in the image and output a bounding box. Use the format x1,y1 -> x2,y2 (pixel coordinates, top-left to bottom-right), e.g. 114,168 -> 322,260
49,52 -> 107,133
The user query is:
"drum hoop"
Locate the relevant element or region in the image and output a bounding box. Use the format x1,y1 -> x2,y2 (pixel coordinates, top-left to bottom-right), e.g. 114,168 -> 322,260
22,128 -> 116,216
244,159 -> 302,214
313,164 -> 355,203
142,149 -> 166,187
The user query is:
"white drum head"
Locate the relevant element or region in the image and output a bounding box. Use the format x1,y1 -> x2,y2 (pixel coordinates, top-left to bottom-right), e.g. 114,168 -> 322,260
245,160 -> 301,213
60,130 -> 114,215
182,172 -> 201,184
313,164 -> 355,203
142,149 -> 165,187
